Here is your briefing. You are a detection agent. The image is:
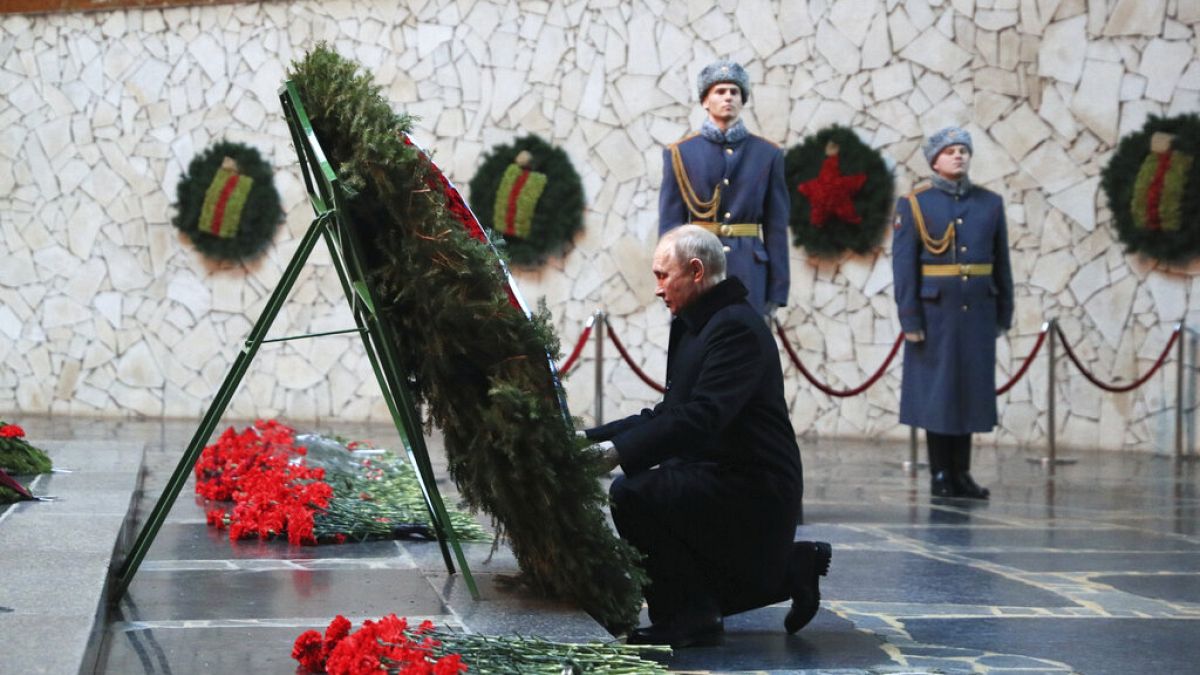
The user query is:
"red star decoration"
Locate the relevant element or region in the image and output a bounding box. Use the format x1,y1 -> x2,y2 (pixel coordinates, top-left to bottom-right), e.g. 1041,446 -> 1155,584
796,154 -> 867,227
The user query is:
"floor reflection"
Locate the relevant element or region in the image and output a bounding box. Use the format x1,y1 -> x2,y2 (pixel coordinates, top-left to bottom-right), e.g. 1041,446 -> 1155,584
12,416 -> 1198,674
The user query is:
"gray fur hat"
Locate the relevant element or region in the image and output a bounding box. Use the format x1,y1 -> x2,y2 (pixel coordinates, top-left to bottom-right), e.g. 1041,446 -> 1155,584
697,59 -> 750,103
923,126 -> 973,166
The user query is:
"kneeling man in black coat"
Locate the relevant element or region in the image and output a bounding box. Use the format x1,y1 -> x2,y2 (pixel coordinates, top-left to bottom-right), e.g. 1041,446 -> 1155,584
584,225 -> 831,648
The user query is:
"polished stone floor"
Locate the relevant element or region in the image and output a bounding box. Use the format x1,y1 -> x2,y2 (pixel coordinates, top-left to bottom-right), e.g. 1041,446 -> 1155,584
9,416 -> 1200,674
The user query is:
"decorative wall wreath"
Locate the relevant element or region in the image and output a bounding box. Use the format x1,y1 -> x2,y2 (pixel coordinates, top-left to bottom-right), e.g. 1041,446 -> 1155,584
785,125 -> 894,258
172,140 -> 283,263
1100,114 -> 1200,264
467,135 -> 584,267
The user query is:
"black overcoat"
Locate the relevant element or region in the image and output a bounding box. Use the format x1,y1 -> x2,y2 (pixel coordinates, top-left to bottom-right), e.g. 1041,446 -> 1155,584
587,278 -> 802,616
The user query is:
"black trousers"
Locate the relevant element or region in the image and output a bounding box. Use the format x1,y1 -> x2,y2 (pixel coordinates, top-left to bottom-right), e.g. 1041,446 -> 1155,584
926,430 -> 971,461
610,462 -> 800,624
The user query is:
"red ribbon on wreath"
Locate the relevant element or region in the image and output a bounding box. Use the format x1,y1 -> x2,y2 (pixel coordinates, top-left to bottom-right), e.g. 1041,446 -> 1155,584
403,134 -> 522,310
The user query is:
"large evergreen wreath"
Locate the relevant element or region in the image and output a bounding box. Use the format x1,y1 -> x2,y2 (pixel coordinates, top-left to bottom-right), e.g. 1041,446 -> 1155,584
172,141 -> 283,262
289,45 -> 645,633
1100,114 -> 1200,264
786,125 -> 894,258
468,135 -> 585,267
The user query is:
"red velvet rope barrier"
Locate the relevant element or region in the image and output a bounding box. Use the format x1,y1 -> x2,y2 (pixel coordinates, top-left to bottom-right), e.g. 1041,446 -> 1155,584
1055,323 -> 1181,393
606,323 -> 667,394
570,310 -> 1181,399
995,324 -> 1049,395
774,319 -> 904,397
557,320 -> 593,375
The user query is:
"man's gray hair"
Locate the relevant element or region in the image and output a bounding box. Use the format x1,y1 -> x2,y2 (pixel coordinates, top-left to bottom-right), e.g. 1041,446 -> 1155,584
660,225 -> 727,286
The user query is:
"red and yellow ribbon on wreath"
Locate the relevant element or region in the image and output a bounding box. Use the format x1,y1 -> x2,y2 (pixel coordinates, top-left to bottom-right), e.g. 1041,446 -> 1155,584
492,150 -> 547,239
1131,132 -> 1193,232
199,157 -> 255,239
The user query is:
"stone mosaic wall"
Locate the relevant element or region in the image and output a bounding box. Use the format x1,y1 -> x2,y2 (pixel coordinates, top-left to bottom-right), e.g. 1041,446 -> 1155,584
1,0 -> 1198,452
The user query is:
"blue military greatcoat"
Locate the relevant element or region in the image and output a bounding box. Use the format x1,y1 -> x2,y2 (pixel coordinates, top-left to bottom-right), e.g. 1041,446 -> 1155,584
659,122 -> 790,313
892,180 -> 1014,435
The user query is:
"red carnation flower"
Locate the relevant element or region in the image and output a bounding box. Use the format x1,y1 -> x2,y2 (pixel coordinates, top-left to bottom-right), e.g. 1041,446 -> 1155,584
433,653 -> 467,675
293,615 -> 469,675
323,615 -> 353,659
205,509 -> 227,529
291,630 -> 324,673
0,424 -> 25,439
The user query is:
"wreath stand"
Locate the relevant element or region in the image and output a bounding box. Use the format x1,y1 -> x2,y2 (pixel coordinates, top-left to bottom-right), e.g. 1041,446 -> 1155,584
114,81 -> 478,600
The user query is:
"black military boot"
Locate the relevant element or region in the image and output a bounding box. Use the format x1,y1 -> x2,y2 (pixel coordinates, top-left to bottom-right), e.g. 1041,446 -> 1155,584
927,431 -> 956,497
783,541 -> 832,634
953,434 -> 989,499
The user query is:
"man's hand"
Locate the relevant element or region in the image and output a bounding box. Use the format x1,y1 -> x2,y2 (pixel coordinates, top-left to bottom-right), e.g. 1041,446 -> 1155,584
763,301 -> 779,323
904,330 -> 925,343
582,440 -> 620,473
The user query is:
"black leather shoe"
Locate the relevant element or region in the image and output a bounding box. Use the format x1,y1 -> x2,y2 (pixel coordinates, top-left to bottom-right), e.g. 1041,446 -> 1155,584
627,614 -> 723,648
931,470 -> 958,497
784,541 -> 832,634
954,471 -> 990,499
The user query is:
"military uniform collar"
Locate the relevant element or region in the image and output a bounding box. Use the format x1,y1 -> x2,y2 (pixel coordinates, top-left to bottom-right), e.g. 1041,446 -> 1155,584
931,174 -> 972,197
676,277 -> 749,333
700,119 -> 749,145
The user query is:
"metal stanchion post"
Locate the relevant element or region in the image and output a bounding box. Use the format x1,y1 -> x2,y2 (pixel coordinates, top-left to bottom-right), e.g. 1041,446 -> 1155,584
1190,329 -> 1198,458
903,425 -> 920,476
594,310 -> 605,426
1177,322 -> 1185,461
1048,318 -> 1056,462
1030,318 -> 1076,467
1176,323 -> 1198,462
888,425 -> 926,474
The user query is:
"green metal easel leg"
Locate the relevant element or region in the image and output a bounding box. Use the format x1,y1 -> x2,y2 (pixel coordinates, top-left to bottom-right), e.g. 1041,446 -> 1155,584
113,213 -> 331,598
366,314 -> 479,598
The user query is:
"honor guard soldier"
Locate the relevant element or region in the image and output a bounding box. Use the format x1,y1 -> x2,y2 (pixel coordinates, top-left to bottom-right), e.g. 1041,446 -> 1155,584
891,127 -> 1015,499
659,59 -> 790,318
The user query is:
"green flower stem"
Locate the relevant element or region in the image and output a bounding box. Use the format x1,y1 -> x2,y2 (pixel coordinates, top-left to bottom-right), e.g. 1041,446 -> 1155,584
305,444 -> 489,542
380,628 -> 671,674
